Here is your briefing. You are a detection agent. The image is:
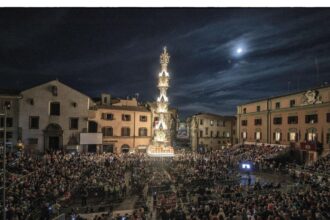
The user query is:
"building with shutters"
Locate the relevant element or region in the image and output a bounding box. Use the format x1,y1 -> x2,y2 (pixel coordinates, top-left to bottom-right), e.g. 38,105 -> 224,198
236,85 -> 330,161
88,94 -> 152,154
187,113 -> 237,152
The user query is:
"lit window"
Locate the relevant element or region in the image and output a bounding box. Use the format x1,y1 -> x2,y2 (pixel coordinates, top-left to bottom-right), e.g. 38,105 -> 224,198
242,131 -> 247,139
307,132 -> 316,141
275,132 -> 281,141
289,132 -> 296,141
256,132 -> 261,140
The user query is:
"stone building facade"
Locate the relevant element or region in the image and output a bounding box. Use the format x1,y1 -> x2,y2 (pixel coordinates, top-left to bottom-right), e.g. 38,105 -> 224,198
88,96 -> 152,154
236,85 -> 330,161
0,89 -> 21,151
19,80 -> 92,153
187,113 -> 237,152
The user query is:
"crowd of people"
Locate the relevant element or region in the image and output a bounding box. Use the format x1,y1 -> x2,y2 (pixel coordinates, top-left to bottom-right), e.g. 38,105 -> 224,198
1,143 -> 329,220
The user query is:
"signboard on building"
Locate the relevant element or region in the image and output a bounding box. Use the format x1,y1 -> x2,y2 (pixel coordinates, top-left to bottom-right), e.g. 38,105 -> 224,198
80,133 -> 103,145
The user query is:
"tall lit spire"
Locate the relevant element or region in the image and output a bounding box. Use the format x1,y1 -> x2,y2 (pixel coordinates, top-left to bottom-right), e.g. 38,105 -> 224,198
148,47 -> 174,157
154,47 -> 171,144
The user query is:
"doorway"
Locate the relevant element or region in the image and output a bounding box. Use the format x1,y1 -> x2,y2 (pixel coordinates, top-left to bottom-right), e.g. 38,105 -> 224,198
121,144 -> 130,153
44,123 -> 63,152
49,136 -> 60,151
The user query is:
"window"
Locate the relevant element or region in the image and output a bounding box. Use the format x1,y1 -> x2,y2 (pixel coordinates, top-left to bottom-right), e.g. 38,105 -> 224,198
0,132 -> 12,139
139,128 -> 148,136
6,132 -> 13,139
305,114 -> 318,124
102,127 -> 113,137
274,132 -> 281,141
254,119 -> 262,125
256,106 -> 260,112
140,115 -> 147,122
29,116 -> 39,129
217,120 -> 220,126
241,120 -> 247,126
205,127 -> 209,135
210,131 -> 213,137
243,108 -> 247,114
242,131 -> 247,139
226,132 -> 230,137
121,127 -> 130,136
255,131 -> 261,140
327,133 -> 330,144
290,99 -> 295,108
102,113 -> 114,120
289,132 -> 297,142
103,144 -> 114,153
275,102 -> 281,109
288,116 -> 298,124
28,138 -> 38,145
199,130 -> 203,137
70,118 -> 79,130
216,131 -> 220,137
50,102 -> 60,116
4,101 -> 11,110
307,132 -> 316,141
210,120 -> 214,126
0,118 -> 13,128
122,114 -> 131,121
273,117 -> 282,125
327,113 -> 330,123
103,97 -> 107,104
200,119 -> 203,125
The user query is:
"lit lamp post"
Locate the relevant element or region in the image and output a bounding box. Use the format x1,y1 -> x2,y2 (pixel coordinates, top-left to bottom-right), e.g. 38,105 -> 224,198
16,139 -> 24,154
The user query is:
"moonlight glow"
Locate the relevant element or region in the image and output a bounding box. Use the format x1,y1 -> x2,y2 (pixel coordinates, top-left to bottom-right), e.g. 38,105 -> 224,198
236,47 -> 243,54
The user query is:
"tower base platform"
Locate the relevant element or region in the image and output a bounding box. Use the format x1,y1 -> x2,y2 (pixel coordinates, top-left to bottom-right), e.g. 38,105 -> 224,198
147,145 -> 175,157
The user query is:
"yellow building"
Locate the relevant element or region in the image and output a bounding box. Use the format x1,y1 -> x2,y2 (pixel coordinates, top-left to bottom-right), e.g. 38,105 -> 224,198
237,85 -> 330,160
187,113 -> 236,152
89,95 -> 152,154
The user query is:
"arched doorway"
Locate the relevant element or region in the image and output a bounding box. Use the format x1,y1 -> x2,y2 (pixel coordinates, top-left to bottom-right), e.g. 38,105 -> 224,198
44,123 -> 63,152
121,144 -> 130,153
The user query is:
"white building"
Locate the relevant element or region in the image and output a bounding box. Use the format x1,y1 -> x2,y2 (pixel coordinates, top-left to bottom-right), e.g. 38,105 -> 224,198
19,80 -> 93,153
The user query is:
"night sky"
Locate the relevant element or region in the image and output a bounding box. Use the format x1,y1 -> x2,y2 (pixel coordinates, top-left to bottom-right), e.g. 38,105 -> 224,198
1,8 -> 330,118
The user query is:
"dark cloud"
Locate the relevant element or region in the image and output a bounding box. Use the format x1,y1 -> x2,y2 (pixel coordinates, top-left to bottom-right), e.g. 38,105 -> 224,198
0,8 -> 330,118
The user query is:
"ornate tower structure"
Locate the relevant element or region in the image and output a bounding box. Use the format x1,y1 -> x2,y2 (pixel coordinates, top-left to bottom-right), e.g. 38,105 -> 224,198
148,47 -> 174,157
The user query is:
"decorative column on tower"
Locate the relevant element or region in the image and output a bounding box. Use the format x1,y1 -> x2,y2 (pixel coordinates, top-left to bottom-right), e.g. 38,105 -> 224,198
147,47 -> 174,157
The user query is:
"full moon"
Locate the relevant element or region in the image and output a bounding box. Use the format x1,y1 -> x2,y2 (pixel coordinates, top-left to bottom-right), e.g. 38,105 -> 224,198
236,47 -> 243,54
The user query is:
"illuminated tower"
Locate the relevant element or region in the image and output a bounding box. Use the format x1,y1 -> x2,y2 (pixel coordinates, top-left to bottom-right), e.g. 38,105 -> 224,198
148,47 -> 174,157
154,47 -> 170,145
